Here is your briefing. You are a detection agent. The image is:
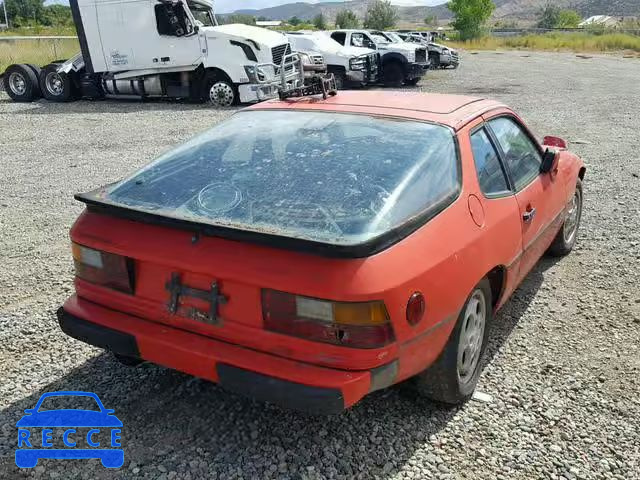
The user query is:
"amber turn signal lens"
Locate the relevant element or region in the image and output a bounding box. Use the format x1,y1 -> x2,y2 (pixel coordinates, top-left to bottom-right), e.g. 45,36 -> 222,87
406,292 -> 425,326
72,242 -> 133,294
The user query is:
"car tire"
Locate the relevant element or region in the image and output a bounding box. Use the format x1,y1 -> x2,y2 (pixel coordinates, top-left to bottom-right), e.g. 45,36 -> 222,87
202,71 -> 238,108
412,278 -> 492,405
39,63 -> 76,102
405,77 -> 420,86
547,179 -> 583,257
383,62 -> 405,88
3,64 -> 41,102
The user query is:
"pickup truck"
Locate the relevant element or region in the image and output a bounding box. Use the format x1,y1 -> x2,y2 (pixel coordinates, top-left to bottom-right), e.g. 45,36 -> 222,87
287,32 -> 378,89
326,29 -> 427,87
393,32 -> 460,69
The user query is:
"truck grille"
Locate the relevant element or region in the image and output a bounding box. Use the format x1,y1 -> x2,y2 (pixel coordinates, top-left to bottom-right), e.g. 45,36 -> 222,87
416,48 -> 427,64
272,43 -> 292,66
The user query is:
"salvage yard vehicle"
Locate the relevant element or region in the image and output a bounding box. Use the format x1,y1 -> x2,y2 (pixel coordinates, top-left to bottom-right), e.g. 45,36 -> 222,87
327,29 -> 427,87
287,32 -> 379,89
2,0 -> 304,107
58,90 -> 586,414
393,32 -> 459,69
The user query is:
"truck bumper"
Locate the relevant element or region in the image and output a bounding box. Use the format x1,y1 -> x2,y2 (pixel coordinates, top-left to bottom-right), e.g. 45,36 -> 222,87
238,83 -> 279,104
58,296 -> 398,414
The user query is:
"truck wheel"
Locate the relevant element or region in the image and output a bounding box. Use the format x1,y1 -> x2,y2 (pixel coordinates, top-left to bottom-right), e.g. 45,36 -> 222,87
40,64 -> 75,102
3,64 -> 41,102
429,53 -> 441,69
382,62 -> 404,88
412,278 -> 492,405
202,71 -> 237,108
405,77 -> 420,86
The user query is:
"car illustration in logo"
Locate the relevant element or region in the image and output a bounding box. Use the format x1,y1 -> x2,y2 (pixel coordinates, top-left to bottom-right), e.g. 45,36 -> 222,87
16,391 -> 123,468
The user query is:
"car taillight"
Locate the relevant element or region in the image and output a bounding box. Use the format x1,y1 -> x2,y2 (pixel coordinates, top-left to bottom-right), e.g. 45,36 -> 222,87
71,243 -> 134,294
262,290 -> 394,349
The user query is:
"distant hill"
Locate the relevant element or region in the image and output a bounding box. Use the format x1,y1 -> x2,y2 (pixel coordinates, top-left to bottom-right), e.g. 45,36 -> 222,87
233,0 -> 640,24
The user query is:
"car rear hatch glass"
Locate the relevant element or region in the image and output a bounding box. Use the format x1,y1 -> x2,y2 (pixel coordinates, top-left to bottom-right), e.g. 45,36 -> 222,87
78,110 -> 459,249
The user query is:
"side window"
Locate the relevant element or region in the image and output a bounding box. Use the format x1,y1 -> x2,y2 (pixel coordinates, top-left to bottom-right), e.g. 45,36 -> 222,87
331,32 -> 346,46
351,33 -> 365,47
155,4 -> 193,37
489,117 -> 542,191
470,128 -> 510,196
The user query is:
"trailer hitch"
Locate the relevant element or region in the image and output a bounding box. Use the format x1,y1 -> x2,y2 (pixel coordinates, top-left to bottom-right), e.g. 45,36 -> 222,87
165,273 -> 227,325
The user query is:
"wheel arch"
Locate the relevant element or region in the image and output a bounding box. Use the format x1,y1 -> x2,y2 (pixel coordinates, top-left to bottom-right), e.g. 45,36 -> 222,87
485,265 -> 507,311
578,166 -> 586,181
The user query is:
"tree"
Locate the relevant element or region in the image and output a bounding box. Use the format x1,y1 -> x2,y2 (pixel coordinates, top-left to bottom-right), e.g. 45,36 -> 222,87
312,13 -> 326,30
335,9 -> 359,29
5,0 -> 45,25
223,14 -> 256,25
424,14 -> 438,26
537,5 -> 581,29
288,16 -> 302,26
363,0 -> 397,30
447,0 -> 495,40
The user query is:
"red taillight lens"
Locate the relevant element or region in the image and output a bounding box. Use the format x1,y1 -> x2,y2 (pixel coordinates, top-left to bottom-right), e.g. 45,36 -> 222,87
72,243 -> 133,294
406,292 -> 425,326
262,290 -> 394,349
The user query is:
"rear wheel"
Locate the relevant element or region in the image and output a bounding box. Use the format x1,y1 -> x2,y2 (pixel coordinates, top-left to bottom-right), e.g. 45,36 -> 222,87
202,71 -> 238,108
39,63 -> 76,102
3,64 -> 41,102
383,61 -> 405,88
547,179 -> 583,256
412,278 -> 492,405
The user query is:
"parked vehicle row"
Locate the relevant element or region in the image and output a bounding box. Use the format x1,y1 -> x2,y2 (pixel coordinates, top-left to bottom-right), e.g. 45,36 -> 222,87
2,0 -> 460,107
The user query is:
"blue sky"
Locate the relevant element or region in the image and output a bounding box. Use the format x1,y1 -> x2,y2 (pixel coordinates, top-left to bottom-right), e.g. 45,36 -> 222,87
217,1 -> 445,14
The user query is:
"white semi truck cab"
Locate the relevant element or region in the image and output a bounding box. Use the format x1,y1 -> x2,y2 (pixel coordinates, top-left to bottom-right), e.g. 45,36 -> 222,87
3,0 -> 314,107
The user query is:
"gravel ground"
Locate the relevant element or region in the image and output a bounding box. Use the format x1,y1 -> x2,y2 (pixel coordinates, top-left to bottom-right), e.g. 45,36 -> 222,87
1,51 -> 639,480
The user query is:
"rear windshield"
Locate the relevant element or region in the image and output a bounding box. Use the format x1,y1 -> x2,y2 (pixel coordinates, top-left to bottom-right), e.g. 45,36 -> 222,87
99,110 -> 459,246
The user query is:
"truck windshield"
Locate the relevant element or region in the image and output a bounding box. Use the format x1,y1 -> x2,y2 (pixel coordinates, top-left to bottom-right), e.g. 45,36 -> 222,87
101,111 -> 460,246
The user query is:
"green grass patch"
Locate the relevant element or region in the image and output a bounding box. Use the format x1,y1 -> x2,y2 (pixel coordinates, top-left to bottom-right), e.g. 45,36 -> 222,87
450,33 -> 640,54
0,37 -> 80,73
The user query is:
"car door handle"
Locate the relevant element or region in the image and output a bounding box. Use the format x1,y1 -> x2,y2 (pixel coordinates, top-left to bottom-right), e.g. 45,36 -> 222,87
523,208 -> 537,223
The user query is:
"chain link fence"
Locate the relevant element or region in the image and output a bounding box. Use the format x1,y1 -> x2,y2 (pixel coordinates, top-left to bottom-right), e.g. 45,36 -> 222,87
0,36 -> 79,75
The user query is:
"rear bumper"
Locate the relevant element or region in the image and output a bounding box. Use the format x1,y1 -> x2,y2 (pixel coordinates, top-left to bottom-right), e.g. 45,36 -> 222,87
58,296 -> 397,414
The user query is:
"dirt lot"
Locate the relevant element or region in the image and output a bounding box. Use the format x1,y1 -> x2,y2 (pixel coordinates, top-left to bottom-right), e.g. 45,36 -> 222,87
1,51 -> 639,480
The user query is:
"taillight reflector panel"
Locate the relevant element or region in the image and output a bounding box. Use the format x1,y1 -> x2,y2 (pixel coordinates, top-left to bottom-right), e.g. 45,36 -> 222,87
72,243 -> 134,294
262,290 -> 394,349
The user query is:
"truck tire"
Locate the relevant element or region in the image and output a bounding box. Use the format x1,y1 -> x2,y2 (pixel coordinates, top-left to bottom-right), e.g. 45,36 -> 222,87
429,52 -> 441,69
382,61 -> 405,88
201,71 -> 238,108
405,77 -> 420,86
412,278 -> 492,405
3,64 -> 41,102
40,63 -> 76,102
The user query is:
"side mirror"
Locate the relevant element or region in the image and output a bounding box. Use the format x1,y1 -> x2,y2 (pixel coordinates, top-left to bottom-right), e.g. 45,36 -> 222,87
543,135 -> 568,149
540,148 -> 559,174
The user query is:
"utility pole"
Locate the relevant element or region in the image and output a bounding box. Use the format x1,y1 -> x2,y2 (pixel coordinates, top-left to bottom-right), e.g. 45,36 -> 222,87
1,0 -> 9,29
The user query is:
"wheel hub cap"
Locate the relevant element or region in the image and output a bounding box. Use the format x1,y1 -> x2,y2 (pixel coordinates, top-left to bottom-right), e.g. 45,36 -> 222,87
45,72 -> 64,96
8,72 -> 26,95
209,82 -> 234,107
563,191 -> 581,244
457,290 -> 487,384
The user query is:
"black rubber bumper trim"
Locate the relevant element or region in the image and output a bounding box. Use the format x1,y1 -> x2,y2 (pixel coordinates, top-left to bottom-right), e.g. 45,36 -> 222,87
217,363 -> 345,415
57,307 -> 140,358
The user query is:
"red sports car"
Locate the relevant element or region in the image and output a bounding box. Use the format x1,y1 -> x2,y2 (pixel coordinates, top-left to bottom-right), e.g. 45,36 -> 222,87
58,92 -> 585,413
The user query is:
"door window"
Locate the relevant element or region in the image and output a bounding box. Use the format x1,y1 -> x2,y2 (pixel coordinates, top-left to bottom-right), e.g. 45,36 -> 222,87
470,128 -> 510,196
330,32 -> 346,46
155,3 -> 194,37
488,117 -> 542,192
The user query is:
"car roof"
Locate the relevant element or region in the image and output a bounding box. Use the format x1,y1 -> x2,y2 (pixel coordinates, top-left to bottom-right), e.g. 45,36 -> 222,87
249,91 -> 507,131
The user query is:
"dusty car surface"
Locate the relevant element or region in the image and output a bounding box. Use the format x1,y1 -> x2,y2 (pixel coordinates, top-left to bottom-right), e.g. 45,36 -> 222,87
58,91 -> 586,414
